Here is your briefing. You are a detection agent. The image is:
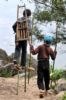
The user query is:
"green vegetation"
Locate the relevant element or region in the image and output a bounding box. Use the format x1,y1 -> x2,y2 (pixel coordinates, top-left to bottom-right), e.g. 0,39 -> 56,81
50,68 -> 64,89
0,69 -> 12,77
50,69 -> 63,81
35,11 -> 51,22
62,92 -> 66,100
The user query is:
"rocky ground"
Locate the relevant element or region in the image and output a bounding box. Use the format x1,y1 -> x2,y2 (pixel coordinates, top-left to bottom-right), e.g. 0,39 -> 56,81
0,76 -> 65,100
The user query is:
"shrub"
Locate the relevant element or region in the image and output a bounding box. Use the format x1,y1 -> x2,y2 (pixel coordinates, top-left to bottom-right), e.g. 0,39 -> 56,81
62,92 -> 66,100
0,69 -> 12,77
50,69 -> 63,81
50,69 -> 63,89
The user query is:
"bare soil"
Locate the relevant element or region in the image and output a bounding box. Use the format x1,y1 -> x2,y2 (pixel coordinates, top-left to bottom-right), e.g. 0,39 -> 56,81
0,76 -> 56,100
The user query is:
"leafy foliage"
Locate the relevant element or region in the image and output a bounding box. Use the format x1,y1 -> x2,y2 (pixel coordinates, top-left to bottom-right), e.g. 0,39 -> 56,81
50,69 -> 63,89
0,69 -> 12,77
34,11 -> 51,21
50,69 -> 63,81
51,0 -> 66,22
62,92 -> 66,100
33,0 -> 66,22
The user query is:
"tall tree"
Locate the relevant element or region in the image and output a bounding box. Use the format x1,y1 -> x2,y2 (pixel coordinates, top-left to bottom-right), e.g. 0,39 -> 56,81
31,0 -> 66,70
30,0 -> 66,42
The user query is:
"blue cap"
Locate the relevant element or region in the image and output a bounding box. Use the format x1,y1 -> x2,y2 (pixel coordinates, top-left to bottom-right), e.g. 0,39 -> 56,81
44,35 -> 53,43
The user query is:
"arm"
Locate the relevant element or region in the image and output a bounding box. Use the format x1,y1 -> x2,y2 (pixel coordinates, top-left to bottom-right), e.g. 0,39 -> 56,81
12,17 -> 24,33
49,48 -> 57,60
30,44 -> 39,55
12,22 -> 17,33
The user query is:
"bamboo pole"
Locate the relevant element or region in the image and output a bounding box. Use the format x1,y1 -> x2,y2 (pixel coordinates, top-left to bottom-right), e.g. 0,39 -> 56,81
16,70 -> 19,95
28,36 -> 32,84
16,5 -> 19,95
53,21 -> 58,71
24,4 -> 27,92
28,16 -> 34,84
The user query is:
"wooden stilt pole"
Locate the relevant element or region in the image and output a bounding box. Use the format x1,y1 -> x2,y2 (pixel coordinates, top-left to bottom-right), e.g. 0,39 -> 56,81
24,4 -> 27,92
16,5 -> 19,95
28,17 -> 34,84
16,70 -> 19,95
24,65 -> 27,92
28,36 -> 32,84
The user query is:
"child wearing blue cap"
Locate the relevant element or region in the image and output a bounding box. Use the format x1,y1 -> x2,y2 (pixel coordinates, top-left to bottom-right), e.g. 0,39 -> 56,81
30,34 -> 57,98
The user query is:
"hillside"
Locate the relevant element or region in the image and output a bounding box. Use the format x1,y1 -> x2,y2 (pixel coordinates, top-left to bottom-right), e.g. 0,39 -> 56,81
0,48 -> 13,64
0,48 -> 37,77
0,49 -> 8,60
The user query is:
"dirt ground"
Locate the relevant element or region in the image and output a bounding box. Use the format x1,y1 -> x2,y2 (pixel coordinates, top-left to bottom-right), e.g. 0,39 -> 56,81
0,76 -> 56,100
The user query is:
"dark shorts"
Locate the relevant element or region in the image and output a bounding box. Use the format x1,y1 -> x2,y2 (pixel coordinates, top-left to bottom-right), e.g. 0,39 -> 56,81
38,59 -> 49,69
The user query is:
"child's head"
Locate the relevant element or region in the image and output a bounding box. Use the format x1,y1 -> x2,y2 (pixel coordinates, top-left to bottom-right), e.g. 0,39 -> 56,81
44,35 -> 53,44
23,9 -> 31,17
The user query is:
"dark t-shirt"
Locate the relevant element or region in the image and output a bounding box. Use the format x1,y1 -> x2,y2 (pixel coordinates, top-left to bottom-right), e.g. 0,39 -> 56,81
31,43 -> 56,60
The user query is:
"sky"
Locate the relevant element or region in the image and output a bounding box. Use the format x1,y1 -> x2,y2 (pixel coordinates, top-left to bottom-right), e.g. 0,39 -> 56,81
0,0 -> 66,69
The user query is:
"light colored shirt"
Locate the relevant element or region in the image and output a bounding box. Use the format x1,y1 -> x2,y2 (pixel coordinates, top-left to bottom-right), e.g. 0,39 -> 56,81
18,17 -> 32,30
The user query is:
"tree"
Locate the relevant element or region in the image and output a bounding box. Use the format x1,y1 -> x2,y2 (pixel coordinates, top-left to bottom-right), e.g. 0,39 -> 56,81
31,0 -> 66,32
30,0 -> 66,70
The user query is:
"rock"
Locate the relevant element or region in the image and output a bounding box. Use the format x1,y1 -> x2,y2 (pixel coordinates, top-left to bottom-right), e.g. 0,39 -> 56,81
55,78 -> 66,93
56,91 -> 64,100
0,63 -> 18,76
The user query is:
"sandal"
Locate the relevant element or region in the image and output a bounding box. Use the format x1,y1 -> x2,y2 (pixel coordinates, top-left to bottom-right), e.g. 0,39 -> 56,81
39,93 -> 44,98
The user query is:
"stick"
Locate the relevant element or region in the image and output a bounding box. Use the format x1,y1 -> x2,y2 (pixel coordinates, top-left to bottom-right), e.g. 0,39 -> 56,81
24,4 -> 27,92
16,70 -> 19,95
53,21 -> 58,71
28,16 -> 33,84
28,36 -> 32,84
24,65 -> 27,92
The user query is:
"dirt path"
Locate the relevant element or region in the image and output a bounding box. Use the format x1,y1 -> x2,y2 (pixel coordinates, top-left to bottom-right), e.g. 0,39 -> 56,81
0,76 -> 56,100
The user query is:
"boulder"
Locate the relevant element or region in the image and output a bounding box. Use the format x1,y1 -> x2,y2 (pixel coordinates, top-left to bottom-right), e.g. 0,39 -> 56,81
55,78 -> 66,93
